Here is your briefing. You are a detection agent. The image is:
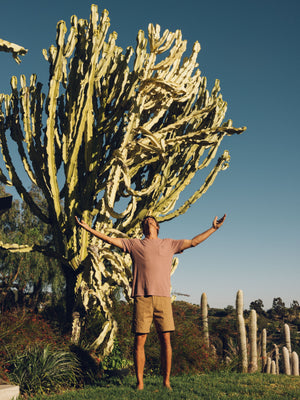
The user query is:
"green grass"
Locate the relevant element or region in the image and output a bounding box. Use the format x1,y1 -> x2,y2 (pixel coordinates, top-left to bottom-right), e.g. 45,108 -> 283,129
30,373 -> 300,400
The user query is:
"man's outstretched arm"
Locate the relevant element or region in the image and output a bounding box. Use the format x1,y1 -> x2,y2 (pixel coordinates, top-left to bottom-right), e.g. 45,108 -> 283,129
180,214 -> 226,251
75,216 -> 124,250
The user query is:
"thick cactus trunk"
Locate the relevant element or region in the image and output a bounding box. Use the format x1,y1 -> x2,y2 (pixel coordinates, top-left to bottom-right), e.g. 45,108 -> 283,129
71,312 -> 81,345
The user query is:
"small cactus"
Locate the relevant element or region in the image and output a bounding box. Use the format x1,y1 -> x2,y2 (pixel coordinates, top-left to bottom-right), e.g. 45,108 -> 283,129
282,346 -> 291,375
273,343 -> 279,374
236,290 -> 248,373
270,360 -> 276,374
249,309 -> 258,373
284,323 -> 292,353
201,292 -> 209,348
291,351 -> 299,376
266,357 -> 272,374
261,328 -> 267,372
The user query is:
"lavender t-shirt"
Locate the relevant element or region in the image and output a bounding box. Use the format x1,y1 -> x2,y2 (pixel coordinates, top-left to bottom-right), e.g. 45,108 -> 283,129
121,238 -> 184,297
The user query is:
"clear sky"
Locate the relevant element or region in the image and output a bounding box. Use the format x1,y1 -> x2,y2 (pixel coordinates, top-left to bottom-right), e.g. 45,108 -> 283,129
0,0 -> 299,310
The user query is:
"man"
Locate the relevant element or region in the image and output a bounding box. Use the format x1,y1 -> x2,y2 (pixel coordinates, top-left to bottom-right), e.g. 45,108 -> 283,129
75,213 -> 226,390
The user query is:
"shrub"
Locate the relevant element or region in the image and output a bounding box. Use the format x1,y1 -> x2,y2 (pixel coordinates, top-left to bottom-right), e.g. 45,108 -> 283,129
101,339 -> 133,371
112,300 -> 220,376
0,308 -> 70,385
69,344 -> 101,385
7,345 -> 81,396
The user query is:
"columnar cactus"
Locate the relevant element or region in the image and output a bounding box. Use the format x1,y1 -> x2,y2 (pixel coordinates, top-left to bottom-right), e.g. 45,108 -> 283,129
261,328 -> 267,372
291,351 -> 299,376
270,360 -> 276,374
284,323 -> 292,353
236,290 -> 248,373
273,343 -> 279,374
266,357 -> 271,373
201,292 -> 209,348
248,309 -> 258,372
0,5 -> 245,353
282,346 -> 291,375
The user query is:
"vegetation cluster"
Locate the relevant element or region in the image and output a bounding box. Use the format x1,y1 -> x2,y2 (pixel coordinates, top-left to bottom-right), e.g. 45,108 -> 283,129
1,296 -> 299,397
1,192 -> 299,395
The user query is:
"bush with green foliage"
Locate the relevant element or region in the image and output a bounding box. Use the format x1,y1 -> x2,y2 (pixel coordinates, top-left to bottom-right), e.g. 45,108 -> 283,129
8,345 -> 80,396
111,300 -> 219,376
0,308 -> 70,385
101,340 -> 133,372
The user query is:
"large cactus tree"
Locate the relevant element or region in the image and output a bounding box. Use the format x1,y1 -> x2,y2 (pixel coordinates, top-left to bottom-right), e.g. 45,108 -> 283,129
0,5 -> 245,354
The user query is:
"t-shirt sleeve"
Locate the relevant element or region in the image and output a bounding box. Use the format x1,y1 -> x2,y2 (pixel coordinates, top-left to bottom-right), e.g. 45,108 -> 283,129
120,238 -> 133,253
172,239 -> 185,254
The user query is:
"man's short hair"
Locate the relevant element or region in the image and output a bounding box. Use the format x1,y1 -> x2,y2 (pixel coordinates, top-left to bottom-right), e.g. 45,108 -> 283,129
141,216 -> 160,234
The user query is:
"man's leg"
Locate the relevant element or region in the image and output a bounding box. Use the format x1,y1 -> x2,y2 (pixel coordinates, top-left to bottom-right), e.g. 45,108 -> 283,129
157,330 -> 172,389
134,333 -> 148,390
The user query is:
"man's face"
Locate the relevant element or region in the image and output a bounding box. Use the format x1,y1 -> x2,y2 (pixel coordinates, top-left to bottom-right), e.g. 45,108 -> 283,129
143,217 -> 159,234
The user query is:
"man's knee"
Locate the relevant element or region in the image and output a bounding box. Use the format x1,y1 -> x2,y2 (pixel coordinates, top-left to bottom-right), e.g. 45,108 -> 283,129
135,333 -> 148,349
158,331 -> 172,346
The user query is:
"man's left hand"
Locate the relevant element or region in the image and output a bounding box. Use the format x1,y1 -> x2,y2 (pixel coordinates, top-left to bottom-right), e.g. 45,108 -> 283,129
212,214 -> 226,230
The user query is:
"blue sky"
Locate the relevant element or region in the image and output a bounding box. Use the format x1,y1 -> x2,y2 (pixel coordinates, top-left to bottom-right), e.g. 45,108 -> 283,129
0,0 -> 299,310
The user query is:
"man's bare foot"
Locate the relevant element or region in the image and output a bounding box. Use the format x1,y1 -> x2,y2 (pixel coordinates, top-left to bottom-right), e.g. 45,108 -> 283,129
136,383 -> 144,390
163,382 -> 172,391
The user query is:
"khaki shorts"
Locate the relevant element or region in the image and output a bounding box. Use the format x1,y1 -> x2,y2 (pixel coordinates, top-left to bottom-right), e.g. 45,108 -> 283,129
132,296 -> 175,334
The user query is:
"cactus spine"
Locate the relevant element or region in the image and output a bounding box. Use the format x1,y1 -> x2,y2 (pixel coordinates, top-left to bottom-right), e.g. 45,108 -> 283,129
201,292 -> 209,348
248,309 -> 258,372
236,290 -> 248,373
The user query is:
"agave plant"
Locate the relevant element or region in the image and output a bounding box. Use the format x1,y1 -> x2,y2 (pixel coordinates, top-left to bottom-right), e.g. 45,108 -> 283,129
8,345 -> 81,395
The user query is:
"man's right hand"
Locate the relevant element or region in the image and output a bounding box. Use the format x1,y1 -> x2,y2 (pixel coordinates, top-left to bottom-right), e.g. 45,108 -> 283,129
75,216 -> 89,230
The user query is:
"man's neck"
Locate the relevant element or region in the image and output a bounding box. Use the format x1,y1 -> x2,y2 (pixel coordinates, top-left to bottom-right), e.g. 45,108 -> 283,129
145,232 -> 158,240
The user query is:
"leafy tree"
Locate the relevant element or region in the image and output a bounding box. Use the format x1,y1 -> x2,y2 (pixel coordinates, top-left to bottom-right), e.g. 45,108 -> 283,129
224,305 -> 235,314
288,300 -> 300,320
0,185 -> 64,311
290,300 -> 299,310
0,5 -> 245,353
249,299 -> 264,314
271,297 -> 286,318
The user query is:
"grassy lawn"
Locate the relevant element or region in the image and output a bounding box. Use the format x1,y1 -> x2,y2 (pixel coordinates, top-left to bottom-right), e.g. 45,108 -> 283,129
31,373 -> 300,400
